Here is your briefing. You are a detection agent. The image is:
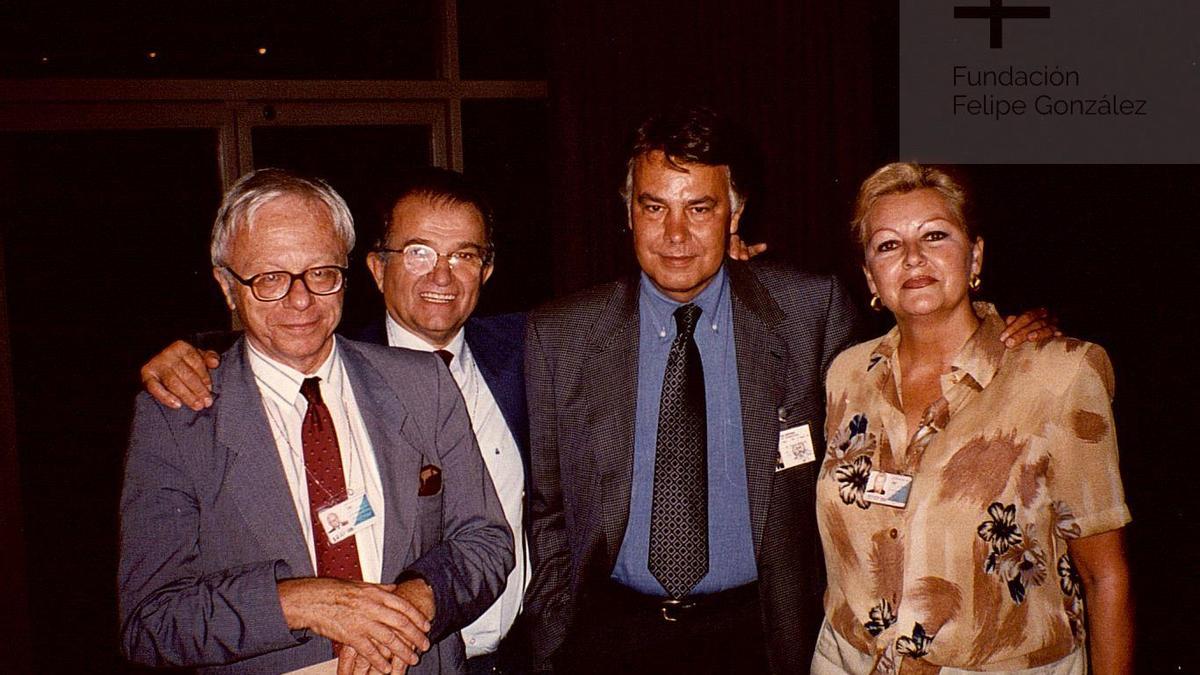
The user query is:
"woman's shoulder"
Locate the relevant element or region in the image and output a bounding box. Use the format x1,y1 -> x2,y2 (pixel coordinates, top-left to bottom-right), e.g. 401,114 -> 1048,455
1007,335 -> 1114,398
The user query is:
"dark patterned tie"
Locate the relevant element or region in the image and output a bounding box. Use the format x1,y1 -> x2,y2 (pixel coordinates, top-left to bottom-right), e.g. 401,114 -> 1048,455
435,349 -> 454,368
300,377 -> 363,581
648,303 -> 708,598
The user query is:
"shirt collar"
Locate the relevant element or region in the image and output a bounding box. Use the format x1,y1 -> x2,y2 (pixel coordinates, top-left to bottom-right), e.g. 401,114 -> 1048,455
247,336 -> 340,405
950,302 -> 1006,390
384,312 -> 470,374
867,301 -> 1006,390
638,264 -> 728,339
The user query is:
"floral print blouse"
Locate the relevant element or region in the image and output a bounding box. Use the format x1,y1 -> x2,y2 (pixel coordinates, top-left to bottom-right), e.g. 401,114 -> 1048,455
817,304 -> 1130,673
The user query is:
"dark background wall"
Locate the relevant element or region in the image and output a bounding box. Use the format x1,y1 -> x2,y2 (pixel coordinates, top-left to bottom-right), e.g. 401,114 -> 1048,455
542,8 -> 1194,673
546,1 -> 894,294
1,2 -> 1193,673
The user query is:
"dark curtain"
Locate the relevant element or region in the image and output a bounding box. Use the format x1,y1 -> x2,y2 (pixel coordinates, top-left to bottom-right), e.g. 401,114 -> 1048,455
543,7 -> 1193,672
547,1 -> 896,296
0,220 -> 32,674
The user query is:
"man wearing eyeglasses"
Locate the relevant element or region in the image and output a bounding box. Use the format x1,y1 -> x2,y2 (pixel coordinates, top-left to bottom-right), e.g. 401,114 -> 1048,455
119,168 -> 513,675
362,170 -> 531,675
139,168 -> 532,675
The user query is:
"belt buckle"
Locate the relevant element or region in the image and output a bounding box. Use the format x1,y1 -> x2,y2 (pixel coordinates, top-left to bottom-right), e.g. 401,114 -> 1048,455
659,597 -> 695,622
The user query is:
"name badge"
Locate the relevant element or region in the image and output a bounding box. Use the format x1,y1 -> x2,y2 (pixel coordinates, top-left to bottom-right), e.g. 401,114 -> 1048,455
862,471 -> 913,509
317,491 -> 379,545
776,423 -> 817,471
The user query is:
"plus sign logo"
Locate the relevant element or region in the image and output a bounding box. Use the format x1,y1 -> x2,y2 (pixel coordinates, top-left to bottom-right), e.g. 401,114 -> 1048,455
954,0 -> 1051,49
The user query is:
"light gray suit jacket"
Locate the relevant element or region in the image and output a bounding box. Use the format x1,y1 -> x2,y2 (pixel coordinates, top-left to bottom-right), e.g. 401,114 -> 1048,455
119,337 -> 513,674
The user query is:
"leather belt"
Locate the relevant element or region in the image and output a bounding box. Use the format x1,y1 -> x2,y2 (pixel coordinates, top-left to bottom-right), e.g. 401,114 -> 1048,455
599,580 -> 759,623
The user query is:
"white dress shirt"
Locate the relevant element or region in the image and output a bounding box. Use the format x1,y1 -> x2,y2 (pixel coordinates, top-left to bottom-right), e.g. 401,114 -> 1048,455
247,337 -> 386,582
386,314 -> 529,658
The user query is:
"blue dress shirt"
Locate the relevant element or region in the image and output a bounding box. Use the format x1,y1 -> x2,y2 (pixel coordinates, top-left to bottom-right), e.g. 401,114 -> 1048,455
611,265 -> 758,596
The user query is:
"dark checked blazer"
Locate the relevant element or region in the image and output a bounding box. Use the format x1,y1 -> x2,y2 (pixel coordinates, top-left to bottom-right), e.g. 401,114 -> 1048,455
522,259 -> 861,674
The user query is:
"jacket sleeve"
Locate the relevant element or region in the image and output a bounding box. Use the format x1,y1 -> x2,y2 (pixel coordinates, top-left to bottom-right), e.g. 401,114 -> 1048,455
520,313 -> 576,671
118,394 -> 301,667
820,274 -> 866,382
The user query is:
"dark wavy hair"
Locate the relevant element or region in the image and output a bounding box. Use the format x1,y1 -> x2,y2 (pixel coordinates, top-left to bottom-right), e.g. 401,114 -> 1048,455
619,105 -> 748,211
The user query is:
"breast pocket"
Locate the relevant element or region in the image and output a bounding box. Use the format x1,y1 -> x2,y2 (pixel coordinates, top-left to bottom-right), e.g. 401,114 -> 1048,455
415,492 -> 445,549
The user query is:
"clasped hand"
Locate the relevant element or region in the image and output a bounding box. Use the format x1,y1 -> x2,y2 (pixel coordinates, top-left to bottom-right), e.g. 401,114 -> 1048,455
278,577 -> 435,675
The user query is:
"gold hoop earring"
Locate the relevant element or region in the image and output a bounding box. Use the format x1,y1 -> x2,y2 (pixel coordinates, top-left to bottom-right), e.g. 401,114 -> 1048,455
969,274 -> 982,292
869,294 -> 884,312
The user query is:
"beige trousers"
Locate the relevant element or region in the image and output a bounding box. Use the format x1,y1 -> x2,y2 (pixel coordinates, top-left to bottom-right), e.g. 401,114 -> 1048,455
810,618 -> 1086,675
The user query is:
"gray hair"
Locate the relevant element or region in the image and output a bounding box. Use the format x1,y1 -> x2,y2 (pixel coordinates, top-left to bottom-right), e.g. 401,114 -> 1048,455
618,105 -> 747,215
620,161 -> 743,215
210,168 -> 355,267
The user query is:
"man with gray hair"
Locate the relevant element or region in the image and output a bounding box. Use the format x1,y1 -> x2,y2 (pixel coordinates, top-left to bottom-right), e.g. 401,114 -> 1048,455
118,168 -> 513,674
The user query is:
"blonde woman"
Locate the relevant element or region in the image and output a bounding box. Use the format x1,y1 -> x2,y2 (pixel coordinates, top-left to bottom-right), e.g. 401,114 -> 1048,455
814,164 -> 1131,675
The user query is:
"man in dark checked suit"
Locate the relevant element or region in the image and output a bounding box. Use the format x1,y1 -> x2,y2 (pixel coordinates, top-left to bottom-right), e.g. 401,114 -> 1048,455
522,106 -> 860,674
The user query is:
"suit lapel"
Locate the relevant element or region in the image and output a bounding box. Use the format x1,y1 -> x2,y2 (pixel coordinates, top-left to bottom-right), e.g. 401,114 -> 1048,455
466,319 -> 530,457
728,263 -> 789,556
582,279 -> 642,564
340,341 -> 420,582
216,341 -> 315,576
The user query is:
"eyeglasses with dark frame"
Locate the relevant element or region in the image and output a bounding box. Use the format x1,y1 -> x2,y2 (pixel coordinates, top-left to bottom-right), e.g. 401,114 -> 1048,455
223,265 -> 348,302
374,243 -> 494,276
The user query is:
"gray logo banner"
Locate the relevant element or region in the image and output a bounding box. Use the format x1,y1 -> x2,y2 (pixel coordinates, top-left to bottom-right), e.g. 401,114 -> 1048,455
901,0 -> 1200,162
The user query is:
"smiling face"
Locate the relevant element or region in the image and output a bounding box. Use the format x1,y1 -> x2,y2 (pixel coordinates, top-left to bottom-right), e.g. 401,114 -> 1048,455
629,150 -> 743,303
366,195 -> 493,348
214,194 -> 347,374
862,188 -> 983,322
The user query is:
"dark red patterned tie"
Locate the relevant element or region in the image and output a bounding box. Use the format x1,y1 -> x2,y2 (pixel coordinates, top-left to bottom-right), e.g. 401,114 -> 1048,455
300,377 -> 362,581
435,349 -> 454,368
